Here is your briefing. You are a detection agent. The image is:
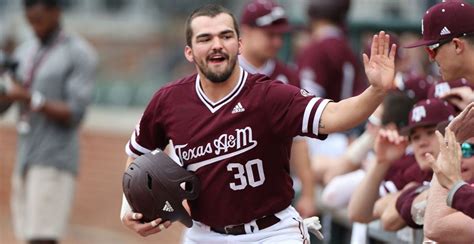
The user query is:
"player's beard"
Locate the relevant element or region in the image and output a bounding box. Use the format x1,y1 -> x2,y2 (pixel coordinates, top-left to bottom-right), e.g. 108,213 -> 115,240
196,51 -> 237,83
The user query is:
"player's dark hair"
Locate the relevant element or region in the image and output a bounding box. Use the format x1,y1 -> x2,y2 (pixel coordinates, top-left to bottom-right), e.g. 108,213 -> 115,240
23,0 -> 60,9
382,91 -> 415,129
461,33 -> 474,46
185,4 -> 240,47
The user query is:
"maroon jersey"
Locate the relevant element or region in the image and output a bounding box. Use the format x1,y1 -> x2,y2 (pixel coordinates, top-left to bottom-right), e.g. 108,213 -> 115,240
126,67 -> 330,227
297,33 -> 366,101
381,154 -> 432,194
239,56 -> 300,87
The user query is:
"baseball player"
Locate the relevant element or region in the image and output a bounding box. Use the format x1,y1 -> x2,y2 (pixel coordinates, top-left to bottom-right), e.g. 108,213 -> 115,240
405,0 -> 474,224
238,0 -> 316,218
296,0 -> 366,186
121,4 -> 396,243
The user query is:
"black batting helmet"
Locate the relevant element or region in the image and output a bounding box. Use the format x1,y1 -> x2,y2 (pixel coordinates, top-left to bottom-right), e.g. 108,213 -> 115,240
307,0 -> 351,25
123,150 -> 200,227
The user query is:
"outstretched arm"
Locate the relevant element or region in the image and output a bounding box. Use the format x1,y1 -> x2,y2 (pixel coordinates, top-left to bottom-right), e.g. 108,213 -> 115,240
319,31 -> 396,135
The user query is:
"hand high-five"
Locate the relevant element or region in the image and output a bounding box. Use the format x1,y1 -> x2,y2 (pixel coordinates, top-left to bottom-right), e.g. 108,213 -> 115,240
363,31 -> 397,93
426,128 -> 463,189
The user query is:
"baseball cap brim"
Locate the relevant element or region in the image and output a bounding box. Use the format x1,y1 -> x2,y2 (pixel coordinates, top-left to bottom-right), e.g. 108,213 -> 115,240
404,39 -> 438,48
399,121 -> 439,136
260,23 -> 292,33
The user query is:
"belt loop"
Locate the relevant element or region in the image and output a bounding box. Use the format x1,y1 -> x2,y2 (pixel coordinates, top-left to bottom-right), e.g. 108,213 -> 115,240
245,220 -> 258,234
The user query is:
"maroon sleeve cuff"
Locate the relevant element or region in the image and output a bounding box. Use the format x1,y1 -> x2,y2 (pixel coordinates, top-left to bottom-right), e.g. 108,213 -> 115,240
452,184 -> 474,219
395,185 -> 424,229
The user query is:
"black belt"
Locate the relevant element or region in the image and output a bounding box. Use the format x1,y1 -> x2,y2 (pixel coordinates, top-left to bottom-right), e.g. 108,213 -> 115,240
210,214 -> 280,235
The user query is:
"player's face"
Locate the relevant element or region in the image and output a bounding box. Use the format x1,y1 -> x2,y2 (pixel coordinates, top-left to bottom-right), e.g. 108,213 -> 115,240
410,125 -> 439,171
25,5 -> 60,40
245,27 -> 284,60
427,39 -> 463,82
185,13 -> 241,83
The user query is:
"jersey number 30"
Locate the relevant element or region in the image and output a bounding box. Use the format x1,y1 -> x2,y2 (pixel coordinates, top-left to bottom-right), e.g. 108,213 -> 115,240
227,159 -> 265,190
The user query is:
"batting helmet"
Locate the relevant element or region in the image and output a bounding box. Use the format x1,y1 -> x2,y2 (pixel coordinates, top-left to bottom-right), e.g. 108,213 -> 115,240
307,0 -> 351,25
123,150 -> 200,227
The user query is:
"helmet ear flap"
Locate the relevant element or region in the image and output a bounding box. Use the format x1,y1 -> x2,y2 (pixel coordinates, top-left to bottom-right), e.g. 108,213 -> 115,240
122,150 -> 201,227
179,179 -> 200,199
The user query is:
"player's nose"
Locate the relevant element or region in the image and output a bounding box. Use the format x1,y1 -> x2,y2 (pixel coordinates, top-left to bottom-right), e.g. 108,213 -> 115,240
210,37 -> 224,51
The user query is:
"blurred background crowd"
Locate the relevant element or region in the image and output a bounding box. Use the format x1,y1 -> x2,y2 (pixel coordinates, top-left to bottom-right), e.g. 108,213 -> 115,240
1,0 -> 474,243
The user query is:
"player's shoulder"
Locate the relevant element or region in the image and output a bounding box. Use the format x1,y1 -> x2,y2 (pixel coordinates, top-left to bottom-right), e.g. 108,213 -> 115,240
149,73 -> 197,103
161,73 -> 197,91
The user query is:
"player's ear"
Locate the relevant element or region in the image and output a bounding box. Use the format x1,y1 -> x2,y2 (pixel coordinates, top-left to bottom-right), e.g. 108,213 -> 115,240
184,45 -> 194,62
453,38 -> 464,55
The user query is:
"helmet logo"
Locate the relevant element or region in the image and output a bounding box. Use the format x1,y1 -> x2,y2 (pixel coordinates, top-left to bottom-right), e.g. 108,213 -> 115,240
163,201 -> 174,212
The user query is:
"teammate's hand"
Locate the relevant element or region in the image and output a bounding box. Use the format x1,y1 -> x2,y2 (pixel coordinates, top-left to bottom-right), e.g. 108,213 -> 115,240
448,102 -> 474,142
441,86 -> 474,111
363,31 -> 397,93
426,128 -> 463,190
374,127 -> 408,164
122,212 -> 172,237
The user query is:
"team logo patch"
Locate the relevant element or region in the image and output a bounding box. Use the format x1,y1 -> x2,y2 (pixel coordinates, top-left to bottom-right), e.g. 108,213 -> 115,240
434,82 -> 451,98
300,89 -> 314,97
411,106 -> 427,122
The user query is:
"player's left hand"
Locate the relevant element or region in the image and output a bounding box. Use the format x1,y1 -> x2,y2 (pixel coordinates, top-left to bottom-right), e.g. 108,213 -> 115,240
363,31 -> 397,93
296,194 -> 317,218
122,212 -> 173,237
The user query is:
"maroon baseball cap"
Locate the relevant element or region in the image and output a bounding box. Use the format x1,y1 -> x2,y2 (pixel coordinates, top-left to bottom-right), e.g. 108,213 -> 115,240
240,0 -> 291,33
400,98 -> 456,135
406,1 -> 474,48
427,78 -> 474,98
395,74 -> 433,102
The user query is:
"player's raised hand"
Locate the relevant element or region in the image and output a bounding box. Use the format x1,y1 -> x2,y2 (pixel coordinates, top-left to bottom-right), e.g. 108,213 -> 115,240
363,31 -> 397,93
427,128 -> 463,189
374,127 -> 408,164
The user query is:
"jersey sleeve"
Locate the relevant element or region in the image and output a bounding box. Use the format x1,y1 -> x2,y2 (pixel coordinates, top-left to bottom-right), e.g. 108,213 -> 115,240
125,90 -> 169,158
452,184 -> 474,218
264,81 -> 331,139
395,184 -> 424,229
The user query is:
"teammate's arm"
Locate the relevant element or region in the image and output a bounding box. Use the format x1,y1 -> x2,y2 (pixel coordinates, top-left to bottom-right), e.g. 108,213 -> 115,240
374,192 -> 406,231
424,175 -> 474,243
347,158 -> 389,223
348,128 -> 407,222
